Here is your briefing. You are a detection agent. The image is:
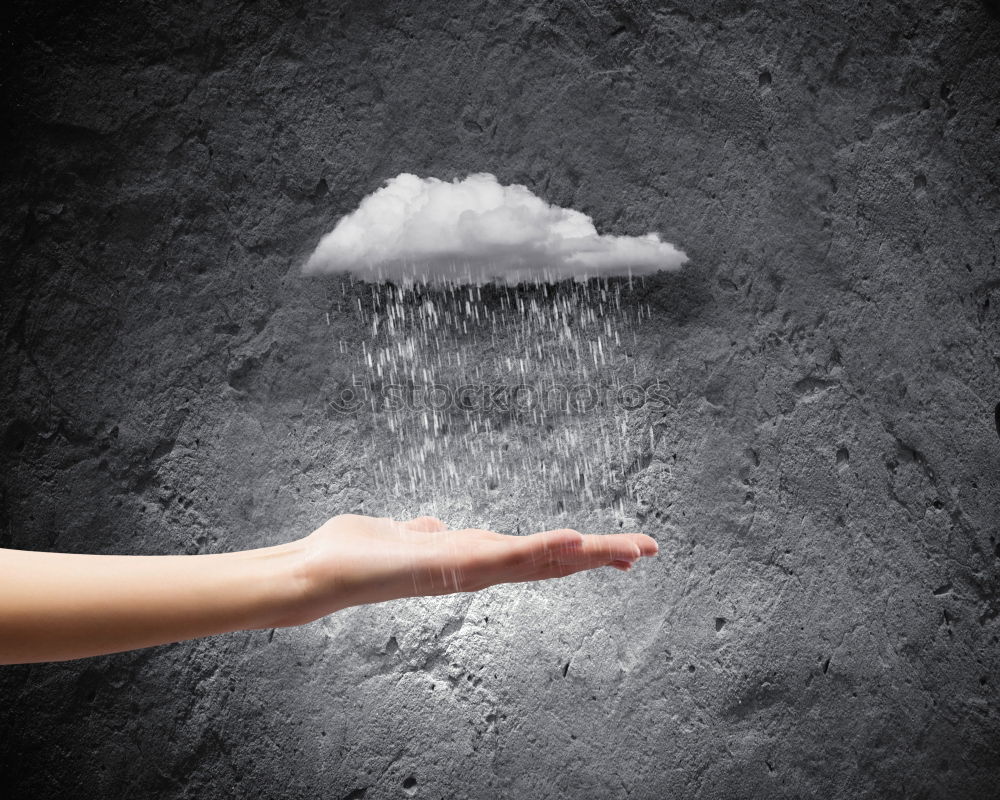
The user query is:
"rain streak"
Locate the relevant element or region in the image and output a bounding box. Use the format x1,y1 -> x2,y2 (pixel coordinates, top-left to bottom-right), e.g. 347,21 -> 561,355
328,277 -> 669,516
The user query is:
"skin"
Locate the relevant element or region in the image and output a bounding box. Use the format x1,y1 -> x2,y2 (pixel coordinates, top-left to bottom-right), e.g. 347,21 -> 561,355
0,514 -> 658,665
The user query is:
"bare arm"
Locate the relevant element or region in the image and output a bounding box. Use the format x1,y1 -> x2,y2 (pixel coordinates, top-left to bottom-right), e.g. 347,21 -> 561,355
0,541 -> 306,664
0,514 -> 657,665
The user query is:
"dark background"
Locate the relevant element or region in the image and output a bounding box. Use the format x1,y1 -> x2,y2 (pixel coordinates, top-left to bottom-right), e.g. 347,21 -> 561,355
2,1 -> 999,797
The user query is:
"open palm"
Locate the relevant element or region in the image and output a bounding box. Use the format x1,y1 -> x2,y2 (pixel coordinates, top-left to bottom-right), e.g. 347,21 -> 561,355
290,514 -> 659,622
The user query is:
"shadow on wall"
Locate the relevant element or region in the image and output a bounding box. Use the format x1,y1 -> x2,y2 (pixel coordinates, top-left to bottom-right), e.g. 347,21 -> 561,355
634,265 -> 713,327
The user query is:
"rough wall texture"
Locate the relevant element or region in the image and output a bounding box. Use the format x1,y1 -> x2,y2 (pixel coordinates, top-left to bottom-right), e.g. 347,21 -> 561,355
2,1 -> 999,797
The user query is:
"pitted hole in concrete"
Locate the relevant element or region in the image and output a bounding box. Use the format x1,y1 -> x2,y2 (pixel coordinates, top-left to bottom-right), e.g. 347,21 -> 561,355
914,173 -> 927,192
759,70 -> 772,89
311,178 -> 329,200
715,617 -> 727,633
402,775 -> 417,795
836,446 -> 850,471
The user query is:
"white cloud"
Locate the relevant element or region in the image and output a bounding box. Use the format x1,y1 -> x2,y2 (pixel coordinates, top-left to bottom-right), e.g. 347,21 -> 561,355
303,172 -> 687,284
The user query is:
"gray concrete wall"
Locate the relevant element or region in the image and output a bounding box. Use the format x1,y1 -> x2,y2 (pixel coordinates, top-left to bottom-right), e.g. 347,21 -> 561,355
1,1 -> 999,797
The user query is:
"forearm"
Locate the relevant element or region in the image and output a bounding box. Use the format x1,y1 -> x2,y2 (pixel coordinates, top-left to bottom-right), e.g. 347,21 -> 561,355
0,514 -> 659,665
0,542 -> 309,665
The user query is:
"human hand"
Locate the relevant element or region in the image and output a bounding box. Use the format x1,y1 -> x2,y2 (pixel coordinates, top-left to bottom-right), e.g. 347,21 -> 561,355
282,514 -> 659,625
0,514 -> 658,663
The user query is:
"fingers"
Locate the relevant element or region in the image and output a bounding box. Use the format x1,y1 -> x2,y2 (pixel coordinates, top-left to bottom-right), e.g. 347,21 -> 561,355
501,528 -> 585,569
530,529 -> 658,563
489,530 -> 660,584
571,532 -> 659,563
416,524 -> 660,595
516,553 -> 643,585
481,529 -> 660,572
532,531 -> 659,576
545,551 -> 650,576
630,533 -> 659,557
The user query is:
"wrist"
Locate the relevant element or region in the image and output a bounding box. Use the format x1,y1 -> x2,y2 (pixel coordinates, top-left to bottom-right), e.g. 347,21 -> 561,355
241,539 -> 315,629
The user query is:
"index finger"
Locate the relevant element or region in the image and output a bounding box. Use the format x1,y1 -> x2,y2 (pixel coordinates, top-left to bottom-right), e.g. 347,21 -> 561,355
600,533 -> 658,557
575,532 -> 659,562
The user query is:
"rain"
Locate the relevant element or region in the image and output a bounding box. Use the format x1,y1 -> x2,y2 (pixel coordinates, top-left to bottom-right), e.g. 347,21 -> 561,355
325,274 -> 668,517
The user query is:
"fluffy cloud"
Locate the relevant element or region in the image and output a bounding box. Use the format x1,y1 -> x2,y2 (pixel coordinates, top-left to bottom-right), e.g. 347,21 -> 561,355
303,172 -> 687,284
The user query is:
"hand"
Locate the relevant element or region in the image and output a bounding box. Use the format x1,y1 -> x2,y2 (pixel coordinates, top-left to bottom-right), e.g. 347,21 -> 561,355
283,514 -> 659,625
0,515 -> 659,663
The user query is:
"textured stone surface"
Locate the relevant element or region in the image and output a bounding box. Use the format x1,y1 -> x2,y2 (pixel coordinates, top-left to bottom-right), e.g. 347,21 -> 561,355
2,1 -> 999,797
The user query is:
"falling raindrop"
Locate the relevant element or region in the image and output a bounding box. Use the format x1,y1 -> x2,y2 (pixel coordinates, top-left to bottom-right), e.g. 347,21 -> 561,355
329,275 -> 661,520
